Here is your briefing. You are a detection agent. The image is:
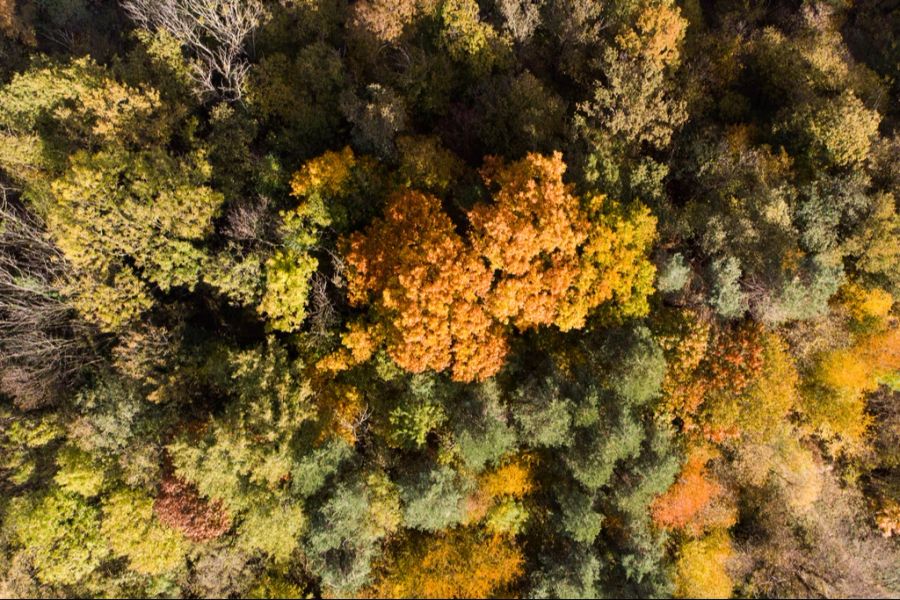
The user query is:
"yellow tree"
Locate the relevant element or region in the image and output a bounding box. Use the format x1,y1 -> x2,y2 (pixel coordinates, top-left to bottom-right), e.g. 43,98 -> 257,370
802,325 -> 900,455
698,322 -> 766,442
464,456 -> 533,535
674,529 -> 734,599
703,332 -> 799,445
558,195 -> 657,328
654,308 -> 711,429
373,529 -> 524,598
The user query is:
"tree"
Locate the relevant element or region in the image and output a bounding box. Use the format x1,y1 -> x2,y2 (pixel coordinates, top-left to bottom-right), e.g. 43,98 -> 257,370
101,487 -> 189,576
154,472 -> 231,542
396,135 -> 465,196
651,444 -> 733,534
673,529 -> 733,599
844,192 -> 900,293
0,57 -> 173,190
399,464 -> 471,531
736,469 -> 900,598
343,189 -> 506,382
471,152 -> 657,330
497,0 -> 544,44
189,546 -> 255,598
450,381 -> 517,471
654,307 -> 711,428
0,196 -> 96,409
247,41 -> 346,156
121,0 -> 264,100
474,71 -> 567,157
349,0 -> 434,44
440,0 -> 511,75
542,0 -> 605,84
6,488 -> 108,585
0,58 -> 226,332
470,152 -> 587,330
167,339 -> 318,512
802,326 -> 900,455
577,0 -> 687,150
0,0 -> 36,45
341,153 -> 657,381
838,282 -> 894,332
48,148 -> 224,331
466,455 -> 533,532
779,89 -> 880,169
388,396 -> 447,449
702,331 -> 798,445
303,472 -> 401,595
68,371 -> 162,464
235,499 -> 306,563
257,248 -> 318,332
54,445 -> 104,498
288,144 -> 383,232
373,529 -> 524,598
559,194 -> 657,326
341,84 -> 409,159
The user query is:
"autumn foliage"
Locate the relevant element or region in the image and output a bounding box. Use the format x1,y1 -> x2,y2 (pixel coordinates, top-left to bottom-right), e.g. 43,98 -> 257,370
652,444 -> 732,534
343,152 -> 657,381
373,529 -> 524,598
2,2 -> 899,598
803,324 -> 900,454
656,308 -> 711,423
154,472 -> 231,542
349,0 -> 436,43
344,189 -> 507,382
674,529 -> 734,599
470,153 -> 587,329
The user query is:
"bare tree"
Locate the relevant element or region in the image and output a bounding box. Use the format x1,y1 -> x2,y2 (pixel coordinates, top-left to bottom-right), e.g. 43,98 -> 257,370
307,272 -> 337,339
120,0 -> 264,100
221,195 -> 273,246
497,0 -> 545,44
0,189 -> 101,408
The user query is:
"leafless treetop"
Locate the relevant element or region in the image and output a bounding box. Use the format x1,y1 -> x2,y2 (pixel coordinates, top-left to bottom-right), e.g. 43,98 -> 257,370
120,0 -> 264,100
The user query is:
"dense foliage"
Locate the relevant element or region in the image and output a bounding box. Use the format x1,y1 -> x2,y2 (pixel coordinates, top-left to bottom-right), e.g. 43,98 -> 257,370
0,0 -> 898,598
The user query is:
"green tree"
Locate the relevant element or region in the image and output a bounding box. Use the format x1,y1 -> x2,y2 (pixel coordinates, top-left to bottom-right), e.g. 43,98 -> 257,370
399,464 -> 471,531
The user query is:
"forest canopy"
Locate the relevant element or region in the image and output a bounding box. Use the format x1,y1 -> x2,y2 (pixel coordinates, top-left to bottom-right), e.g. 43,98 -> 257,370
0,0 -> 899,598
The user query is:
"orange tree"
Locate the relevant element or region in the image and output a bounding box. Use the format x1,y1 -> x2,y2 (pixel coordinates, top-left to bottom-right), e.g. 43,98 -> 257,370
371,528 -> 524,598
342,152 -> 657,382
469,152 -> 587,330
343,189 -> 507,382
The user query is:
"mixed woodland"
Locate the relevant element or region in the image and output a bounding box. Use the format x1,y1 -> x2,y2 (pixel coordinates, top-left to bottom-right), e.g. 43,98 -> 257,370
0,0 -> 899,597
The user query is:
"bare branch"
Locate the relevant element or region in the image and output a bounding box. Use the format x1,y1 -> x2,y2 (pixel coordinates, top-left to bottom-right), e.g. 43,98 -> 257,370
120,0 -> 264,101
0,194 -> 100,408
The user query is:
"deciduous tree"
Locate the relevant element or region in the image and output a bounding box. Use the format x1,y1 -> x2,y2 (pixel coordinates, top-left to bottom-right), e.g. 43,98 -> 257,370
344,189 -> 506,381
121,0 -> 264,100
373,529 -> 524,598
